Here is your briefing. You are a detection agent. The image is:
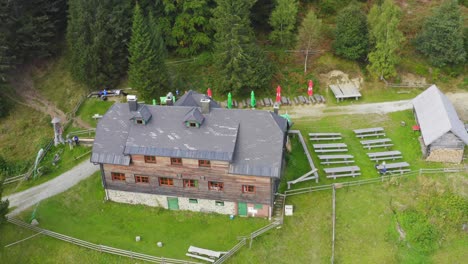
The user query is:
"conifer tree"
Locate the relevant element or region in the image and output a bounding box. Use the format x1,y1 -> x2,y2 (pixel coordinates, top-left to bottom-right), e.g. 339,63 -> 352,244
269,0 -> 299,47
128,4 -> 169,100
333,3 -> 368,61
212,0 -> 272,95
367,0 -> 404,79
416,0 -> 465,67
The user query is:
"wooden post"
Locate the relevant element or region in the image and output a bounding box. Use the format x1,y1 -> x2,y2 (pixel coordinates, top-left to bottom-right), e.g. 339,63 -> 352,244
331,184 -> 336,264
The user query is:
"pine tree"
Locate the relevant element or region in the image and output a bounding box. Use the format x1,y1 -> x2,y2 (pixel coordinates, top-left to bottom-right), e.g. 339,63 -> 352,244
297,9 -> 322,73
269,0 -> 299,47
170,0 -> 214,56
367,0 -> 405,79
333,3 -> 368,61
416,0 -> 465,67
212,0 -> 272,96
128,4 -> 169,100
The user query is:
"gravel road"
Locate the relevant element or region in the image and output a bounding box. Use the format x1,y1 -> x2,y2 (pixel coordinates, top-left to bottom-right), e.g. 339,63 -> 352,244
5,160 -> 99,216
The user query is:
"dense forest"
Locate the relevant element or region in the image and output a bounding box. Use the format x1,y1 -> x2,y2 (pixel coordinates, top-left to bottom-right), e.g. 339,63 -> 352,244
0,0 -> 467,114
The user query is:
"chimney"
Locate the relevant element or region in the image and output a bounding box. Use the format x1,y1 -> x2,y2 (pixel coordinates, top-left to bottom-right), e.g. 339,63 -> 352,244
273,102 -> 280,115
127,95 -> 138,111
200,98 -> 210,114
166,92 -> 174,106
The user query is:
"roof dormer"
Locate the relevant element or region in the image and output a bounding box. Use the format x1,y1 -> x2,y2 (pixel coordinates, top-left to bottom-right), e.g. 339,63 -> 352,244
183,108 -> 204,128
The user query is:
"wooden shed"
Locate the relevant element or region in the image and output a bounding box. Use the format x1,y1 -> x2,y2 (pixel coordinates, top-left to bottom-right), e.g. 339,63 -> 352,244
412,85 -> 468,163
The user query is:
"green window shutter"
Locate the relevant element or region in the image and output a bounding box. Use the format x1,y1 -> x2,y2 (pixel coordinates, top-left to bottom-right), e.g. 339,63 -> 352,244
254,204 -> 263,209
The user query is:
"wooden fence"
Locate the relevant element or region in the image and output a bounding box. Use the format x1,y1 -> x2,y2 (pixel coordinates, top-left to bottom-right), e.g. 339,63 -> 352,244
381,77 -> 430,88
66,128 -> 96,139
284,167 -> 467,197
214,238 -> 247,264
7,217 -> 199,264
288,130 -> 319,183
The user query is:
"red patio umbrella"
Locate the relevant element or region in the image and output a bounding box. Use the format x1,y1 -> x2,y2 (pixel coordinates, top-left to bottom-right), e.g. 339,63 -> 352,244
207,88 -> 212,98
276,85 -> 281,102
307,80 -> 314,96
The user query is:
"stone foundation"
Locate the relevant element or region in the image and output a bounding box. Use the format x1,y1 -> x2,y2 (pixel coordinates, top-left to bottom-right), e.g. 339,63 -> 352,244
107,189 -> 236,215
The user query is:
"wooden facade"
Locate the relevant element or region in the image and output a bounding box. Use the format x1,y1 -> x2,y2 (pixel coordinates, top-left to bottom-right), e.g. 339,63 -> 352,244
102,155 -> 276,207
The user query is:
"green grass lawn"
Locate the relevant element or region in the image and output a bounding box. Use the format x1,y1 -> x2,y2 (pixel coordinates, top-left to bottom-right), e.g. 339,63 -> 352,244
13,173 -> 267,261
75,98 -> 115,128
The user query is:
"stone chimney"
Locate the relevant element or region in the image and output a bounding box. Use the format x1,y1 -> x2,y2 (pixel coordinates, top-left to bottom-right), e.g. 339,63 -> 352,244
200,98 -> 210,114
166,92 -> 174,106
273,102 -> 280,115
127,95 -> 138,111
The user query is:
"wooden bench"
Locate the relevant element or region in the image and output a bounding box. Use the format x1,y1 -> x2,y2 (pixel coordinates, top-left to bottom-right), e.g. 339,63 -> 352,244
367,151 -> 402,161
360,138 -> 393,149
318,154 -> 354,165
324,166 -> 361,179
188,246 -> 222,258
186,253 -> 215,263
354,127 -> 386,138
309,132 -> 342,141
313,143 -> 347,153
376,162 -> 410,174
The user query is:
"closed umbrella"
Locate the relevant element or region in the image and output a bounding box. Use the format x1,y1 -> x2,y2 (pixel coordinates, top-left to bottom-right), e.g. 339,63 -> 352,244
276,85 -> 281,103
207,88 -> 212,98
251,90 -> 256,108
227,92 -> 232,109
308,80 -> 314,96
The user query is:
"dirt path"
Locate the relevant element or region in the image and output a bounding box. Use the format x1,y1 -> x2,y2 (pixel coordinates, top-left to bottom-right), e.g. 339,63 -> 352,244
287,92 -> 468,120
7,65 -> 92,129
5,160 -> 99,216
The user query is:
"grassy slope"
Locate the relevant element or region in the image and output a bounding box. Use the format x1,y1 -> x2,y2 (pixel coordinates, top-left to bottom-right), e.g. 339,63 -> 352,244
12,173 -> 267,261
32,56 -> 89,113
0,105 -> 51,165
75,98 -> 115,128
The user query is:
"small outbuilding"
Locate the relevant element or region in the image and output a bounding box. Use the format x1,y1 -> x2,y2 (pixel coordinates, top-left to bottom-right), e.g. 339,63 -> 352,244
412,85 -> 468,163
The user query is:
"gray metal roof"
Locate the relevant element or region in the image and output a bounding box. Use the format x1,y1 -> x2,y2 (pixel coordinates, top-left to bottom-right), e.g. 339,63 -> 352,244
175,90 -> 221,108
412,85 -> 468,146
91,103 -> 286,178
183,108 -> 205,124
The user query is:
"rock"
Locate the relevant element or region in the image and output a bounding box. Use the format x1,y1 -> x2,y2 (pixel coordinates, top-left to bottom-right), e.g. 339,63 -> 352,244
157,242 -> 163,247
135,236 -> 141,242
31,219 -> 39,226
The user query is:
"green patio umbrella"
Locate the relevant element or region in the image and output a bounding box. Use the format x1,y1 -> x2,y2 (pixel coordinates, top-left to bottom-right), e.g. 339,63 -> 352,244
250,90 -> 256,108
227,92 -> 232,109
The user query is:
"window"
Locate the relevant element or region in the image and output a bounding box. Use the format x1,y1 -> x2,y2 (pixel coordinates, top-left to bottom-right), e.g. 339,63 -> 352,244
198,160 -> 211,167
135,175 -> 149,183
208,181 -> 224,191
184,179 -> 198,188
242,185 -> 255,193
136,119 -> 143,124
189,198 -> 198,204
159,177 -> 174,186
111,172 -> 125,181
215,201 -> 224,206
189,122 -> 197,127
144,155 -> 156,163
171,157 -> 182,165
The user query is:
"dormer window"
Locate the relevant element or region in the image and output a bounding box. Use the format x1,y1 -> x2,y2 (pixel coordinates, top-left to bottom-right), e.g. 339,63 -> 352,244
189,122 -> 197,127
183,108 -> 204,128
136,119 -> 143,124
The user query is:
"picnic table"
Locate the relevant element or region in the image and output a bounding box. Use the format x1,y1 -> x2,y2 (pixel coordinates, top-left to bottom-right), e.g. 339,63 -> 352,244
376,162 -> 410,174
353,127 -> 385,138
313,143 -> 348,153
367,151 -> 402,161
309,132 -> 342,141
360,138 -> 393,149
324,166 -> 361,179
318,154 -> 354,165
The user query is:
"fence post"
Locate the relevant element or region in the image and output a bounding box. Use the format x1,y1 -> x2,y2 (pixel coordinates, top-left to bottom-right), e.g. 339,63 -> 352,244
249,233 -> 253,249
419,168 -> 422,176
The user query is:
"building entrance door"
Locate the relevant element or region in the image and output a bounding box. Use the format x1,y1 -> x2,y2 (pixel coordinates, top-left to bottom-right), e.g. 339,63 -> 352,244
238,202 -> 247,216
167,197 -> 179,210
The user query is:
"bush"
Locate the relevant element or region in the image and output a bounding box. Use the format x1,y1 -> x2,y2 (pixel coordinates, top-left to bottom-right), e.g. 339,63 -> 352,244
399,210 -> 439,254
